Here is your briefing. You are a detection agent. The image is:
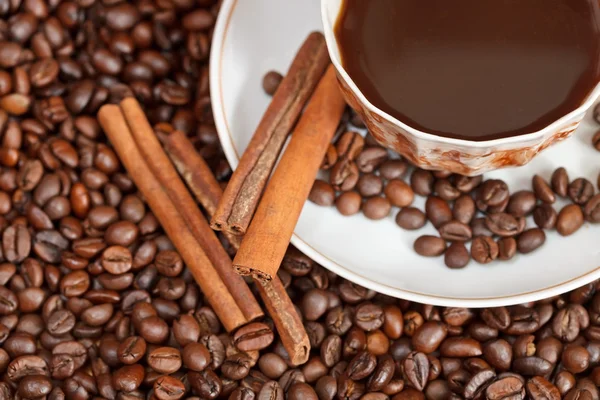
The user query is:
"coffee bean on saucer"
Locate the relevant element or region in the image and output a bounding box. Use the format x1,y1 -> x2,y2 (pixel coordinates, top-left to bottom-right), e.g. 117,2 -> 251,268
321,144 -> 338,170
384,179 -> 414,207
477,179 -> 509,208
507,191 -> 537,217
357,174 -> 383,198
454,175 -> 483,193
533,204 -> 558,230
330,158 -> 359,192
438,220 -> 472,242
533,175 -> 556,204
557,204 -> 584,236
471,236 -> 498,264
335,191 -> 362,216
434,179 -> 461,201
485,213 -> 520,237
356,147 -> 388,173
445,242 -> 470,269
594,103 -> 600,124
309,180 -> 335,207
363,196 -> 391,220
584,194 -> 600,222
453,195 -> 476,225
592,130 -> 600,152
517,228 -> 546,254
414,236 -> 446,257
336,131 -> 365,161
471,217 -> 494,238
549,168 -> 570,199
411,169 -> 434,196
262,71 -> 283,96
568,178 -> 594,205
497,237 -> 517,260
395,207 -> 426,230
379,159 -> 408,180
426,196 -> 453,228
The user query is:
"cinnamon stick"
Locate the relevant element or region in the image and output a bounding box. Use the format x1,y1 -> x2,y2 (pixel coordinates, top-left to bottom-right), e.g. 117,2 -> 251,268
97,105 -> 247,332
211,32 -> 330,235
233,65 -> 346,282
255,278 -> 310,366
157,127 -> 310,365
159,129 -> 242,251
119,98 -> 263,322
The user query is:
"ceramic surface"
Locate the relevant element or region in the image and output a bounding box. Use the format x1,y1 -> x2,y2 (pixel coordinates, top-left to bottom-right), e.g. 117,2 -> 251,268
211,0 -> 600,307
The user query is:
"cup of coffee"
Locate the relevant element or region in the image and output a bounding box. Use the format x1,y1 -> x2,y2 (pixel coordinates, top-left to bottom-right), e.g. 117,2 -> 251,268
321,0 -> 600,176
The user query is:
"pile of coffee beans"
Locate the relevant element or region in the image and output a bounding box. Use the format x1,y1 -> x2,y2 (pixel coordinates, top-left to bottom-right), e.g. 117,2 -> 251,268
2,0 -> 600,398
306,96 -> 600,269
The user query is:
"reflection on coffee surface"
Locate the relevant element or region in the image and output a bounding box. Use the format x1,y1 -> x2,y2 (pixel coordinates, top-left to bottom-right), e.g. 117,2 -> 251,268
335,0 -> 600,141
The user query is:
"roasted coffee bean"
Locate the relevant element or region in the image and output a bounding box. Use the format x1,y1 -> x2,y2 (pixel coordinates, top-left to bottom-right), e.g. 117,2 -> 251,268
403,351 -> 429,391
551,167 -> 570,197
517,229 -> 546,254
569,178 -> 594,205
584,194 -> 600,222
330,158 -> 359,191
512,356 -> 552,376
464,369 -> 496,399
471,236 -> 498,264
478,179 -> 509,207
396,207 -> 426,230
355,303 -> 384,332
486,375 -> 525,400
148,347 -> 182,374
440,337 -> 482,357
117,336 -> 146,365
533,204 -> 558,230
309,180 -> 335,207
533,175 -> 556,204
497,237 -> 517,260
379,159 -> 408,180
301,289 -> 329,321
347,350 -> 377,380
336,131 -> 364,161
363,196 -> 391,220
485,213 -> 520,237
439,220 -> 472,242
113,364 -> 144,392
411,169 -> 434,196
412,321 -> 447,354
445,242 -> 470,269
385,179 -> 414,207
3,224 -> 31,263
335,191 -> 361,216
471,217 -> 493,238
426,196 -> 453,228
562,345 -> 590,374
262,71 -> 283,95
356,147 -> 388,173
507,191 -> 537,217
233,323 -> 274,352
453,194 -> 476,224
557,204 -> 584,236
526,376 -> 560,400
414,236 -> 446,257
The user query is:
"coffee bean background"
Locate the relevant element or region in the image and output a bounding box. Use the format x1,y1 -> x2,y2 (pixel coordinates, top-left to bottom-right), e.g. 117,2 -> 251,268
310,102 -> 600,269
1,0 -> 600,399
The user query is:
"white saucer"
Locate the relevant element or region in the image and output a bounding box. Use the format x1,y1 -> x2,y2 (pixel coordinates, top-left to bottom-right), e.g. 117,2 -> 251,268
210,0 -> 600,307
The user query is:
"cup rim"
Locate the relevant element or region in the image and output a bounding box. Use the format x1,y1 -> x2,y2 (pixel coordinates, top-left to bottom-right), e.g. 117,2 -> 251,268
321,0 -> 600,149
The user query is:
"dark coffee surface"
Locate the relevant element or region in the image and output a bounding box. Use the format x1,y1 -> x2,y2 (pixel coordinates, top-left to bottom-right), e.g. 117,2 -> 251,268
335,0 -> 600,140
